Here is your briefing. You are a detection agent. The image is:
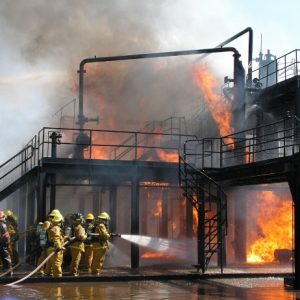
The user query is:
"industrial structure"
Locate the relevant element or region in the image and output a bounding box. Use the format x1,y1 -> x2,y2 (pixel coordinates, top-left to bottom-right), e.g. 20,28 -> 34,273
0,28 -> 300,287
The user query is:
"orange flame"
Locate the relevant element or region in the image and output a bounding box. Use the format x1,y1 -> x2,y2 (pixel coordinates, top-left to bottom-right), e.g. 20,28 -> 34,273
141,251 -> 175,259
192,63 -> 234,144
246,190 -> 292,263
141,181 -> 170,187
154,149 -> 179,162
193,205 -> 198,235
153,199 -> 162,218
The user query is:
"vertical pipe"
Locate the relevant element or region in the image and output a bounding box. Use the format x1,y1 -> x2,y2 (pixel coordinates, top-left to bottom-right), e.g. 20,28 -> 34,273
78,62 -> 86,130
134,133 -> 138,160
49,132 -> 58,210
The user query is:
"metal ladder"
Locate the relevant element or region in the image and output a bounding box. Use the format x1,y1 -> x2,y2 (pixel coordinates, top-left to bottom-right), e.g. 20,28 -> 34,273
179,156 -> 227,273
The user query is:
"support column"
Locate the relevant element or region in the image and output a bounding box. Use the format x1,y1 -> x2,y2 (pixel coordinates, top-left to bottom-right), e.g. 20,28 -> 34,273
234,188 -> 247,263
37,172 -> 47,222
217,190 -> 227,272
131,176 -> 139,268
17,184 -> 27,259
109,186 -> 117,234
198,189 -> 205,273
141,188 -> 148,235
92,186 -> 100,214
49,174 -> 56,210
288,164 -> 300,288
186,197 -> 194,239
160,188 -> 168,238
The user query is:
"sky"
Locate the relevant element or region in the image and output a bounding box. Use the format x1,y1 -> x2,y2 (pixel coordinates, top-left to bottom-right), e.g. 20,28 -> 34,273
0,0 -> 299,164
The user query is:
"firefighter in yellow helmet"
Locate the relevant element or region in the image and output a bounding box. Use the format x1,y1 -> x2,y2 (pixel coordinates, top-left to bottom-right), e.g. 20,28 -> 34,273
46,212 -> 65,277
83,213 -> 95,273
91,212 -> 111,275
68,213 -> 87,276
49,209 -> 64,223
4,209 -> 19,266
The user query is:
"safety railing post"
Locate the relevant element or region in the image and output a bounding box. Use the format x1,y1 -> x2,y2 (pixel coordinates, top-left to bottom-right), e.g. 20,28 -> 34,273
89,129 -> 92,159
220,137 -> 223,168
134,133 -> 138,160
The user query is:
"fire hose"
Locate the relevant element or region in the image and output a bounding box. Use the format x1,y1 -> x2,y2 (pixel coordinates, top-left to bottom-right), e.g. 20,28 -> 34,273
6,239 -> 72,286
0,250 -> 37,279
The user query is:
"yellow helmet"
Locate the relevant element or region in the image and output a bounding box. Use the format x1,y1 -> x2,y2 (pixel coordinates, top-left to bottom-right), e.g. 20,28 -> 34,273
4,209 -> 17,221
48,209 -> 64,221
98,212 -> 110,221
50,209 -> 61,216
86,213 -> 95,220
52,214 -> 63,223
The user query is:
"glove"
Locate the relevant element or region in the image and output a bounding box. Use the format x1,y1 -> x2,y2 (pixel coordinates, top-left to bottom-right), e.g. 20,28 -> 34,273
55,245 -> 66,252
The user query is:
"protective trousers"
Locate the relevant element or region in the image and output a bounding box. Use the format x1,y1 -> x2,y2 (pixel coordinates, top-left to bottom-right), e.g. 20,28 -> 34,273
47,247 -> 63,277
69,242 -> 84,276
83,244 -> 93,273
37,248 -> 51,275
91,242 -> 107,275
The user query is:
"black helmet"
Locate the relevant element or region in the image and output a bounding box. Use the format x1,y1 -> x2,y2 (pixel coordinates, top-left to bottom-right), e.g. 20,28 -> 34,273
71,213 -> 85,224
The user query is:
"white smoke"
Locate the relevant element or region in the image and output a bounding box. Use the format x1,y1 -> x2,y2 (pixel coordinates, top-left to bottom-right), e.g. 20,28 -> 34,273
0,0 -> 296,163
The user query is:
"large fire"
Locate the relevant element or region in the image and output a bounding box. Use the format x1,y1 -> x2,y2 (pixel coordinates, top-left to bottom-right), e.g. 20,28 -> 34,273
246,190 -> 292,263
192,63 -> 234,144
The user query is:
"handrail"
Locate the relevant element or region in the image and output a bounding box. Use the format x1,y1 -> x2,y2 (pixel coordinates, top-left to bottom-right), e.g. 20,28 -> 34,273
179,155 -> 227,272
183,116 -> 300,169
0,126 -> 197,194
0,145 -> 35,191
251,49 -> 300,88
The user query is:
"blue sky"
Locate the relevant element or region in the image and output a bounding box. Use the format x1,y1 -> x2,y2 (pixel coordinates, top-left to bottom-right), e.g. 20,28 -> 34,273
0,0 -> 299,163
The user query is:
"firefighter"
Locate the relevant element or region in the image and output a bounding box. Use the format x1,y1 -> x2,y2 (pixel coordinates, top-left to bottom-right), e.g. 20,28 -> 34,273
4,209 -> 19,266
62,213 -> 73,268
83,213 -> 95,273
0,211 -> 12,276
68,213 -> 87,276
91,212 -> 111,275
36,220 -> 52,276
46,212 -> 65,277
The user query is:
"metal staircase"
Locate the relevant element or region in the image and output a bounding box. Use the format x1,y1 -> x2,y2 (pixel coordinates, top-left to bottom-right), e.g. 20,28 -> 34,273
179,156 -> 227,273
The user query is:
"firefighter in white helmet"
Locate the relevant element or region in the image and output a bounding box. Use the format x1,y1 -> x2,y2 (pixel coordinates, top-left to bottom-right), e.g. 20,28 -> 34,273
91,212 -> 111,275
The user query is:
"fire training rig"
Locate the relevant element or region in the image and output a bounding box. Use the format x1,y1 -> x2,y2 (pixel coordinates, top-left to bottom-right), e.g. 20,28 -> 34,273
1,28 -> 300,286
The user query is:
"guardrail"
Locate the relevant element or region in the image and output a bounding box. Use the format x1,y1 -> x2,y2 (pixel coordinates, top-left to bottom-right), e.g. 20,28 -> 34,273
251,49 -> 300,88
183,117 -> 300,169
0,126 -> 196,193
0,145 -> 35,191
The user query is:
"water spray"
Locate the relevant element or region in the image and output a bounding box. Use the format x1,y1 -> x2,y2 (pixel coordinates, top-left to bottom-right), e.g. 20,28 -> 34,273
121,234 -> 196,259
